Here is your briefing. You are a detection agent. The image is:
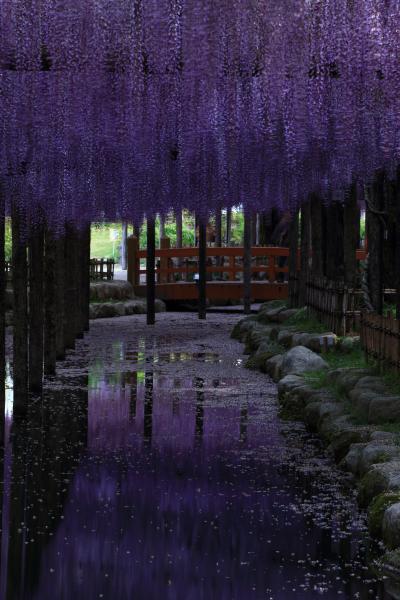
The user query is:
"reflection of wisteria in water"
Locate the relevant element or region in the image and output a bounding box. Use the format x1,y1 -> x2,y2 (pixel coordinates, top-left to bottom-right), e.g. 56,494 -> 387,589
0,314 -> 395,599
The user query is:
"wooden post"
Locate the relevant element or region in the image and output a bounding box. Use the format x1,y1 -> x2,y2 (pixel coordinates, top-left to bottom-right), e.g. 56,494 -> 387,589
299,202 -> 311,306
198,219 -> 207,320
310,194 -> 324,277
12,204 -> 28,414
0,189 -> 5,440
288,210 -> 299,308
83,224 -> 91,332
127,236 -> 140,287
44,226 -> 57,375
344,183 -> 359,286
121,221 -> 128,270
55,232 -> 65,360
64,224 -> 77,349
396,169 -> 400,320
28,224 -> 45,395
243,211 -> 252,314
367,173 -> 384,315
226,208 -> 232,246
146,218 -> 156,325
160,237 -> 171,283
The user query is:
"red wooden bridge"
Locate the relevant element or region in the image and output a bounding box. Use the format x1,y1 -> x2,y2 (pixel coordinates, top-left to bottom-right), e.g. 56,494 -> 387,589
127,237 -> 367,303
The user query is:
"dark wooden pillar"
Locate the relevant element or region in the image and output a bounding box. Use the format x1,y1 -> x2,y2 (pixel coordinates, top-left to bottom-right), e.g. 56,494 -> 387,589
44,226 -> 57,376
243,211 -> 252,314
344,184 -> 360,286
396,169 -> 400,319
64,224 -> 77,349
121,222 -> 128,270
367,173 -> 384,314
12,204 -> 28,414
198,219 -> 207,320
28,224 -> 44,395
226,208 -> 232,246
310,194 -> 324,278
55,233 -> 65,360
0,190 -> 5,439
83,225 -> 91,332
299,202 -> 311,306
146,217 -> 156,325
325,201 -> 344,281
288,210 -> 299,308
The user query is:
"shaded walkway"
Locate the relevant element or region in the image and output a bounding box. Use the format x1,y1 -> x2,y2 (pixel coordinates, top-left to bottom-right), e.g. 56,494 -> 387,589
1,314 -> 391,599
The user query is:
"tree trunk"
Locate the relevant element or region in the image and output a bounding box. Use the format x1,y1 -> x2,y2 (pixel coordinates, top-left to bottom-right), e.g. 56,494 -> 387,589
121,222 -> 128,270
367,173 -> 384,314
64,224 -> 77,349
344,184 -> 360,286
146,218 -> 156,325
44,227 -> 57,376
12,204 -> 28,414
310,194 -> 324,278
243,211 -> 252,314
299,202 -> 311,306
325,201 -> 344,281
83,225 -> 91,332
0,190 -> 5,440
28,224 -> 44,395
288,211 -> 299,308
55,233 -> 65,360
225,208 -> 232,246
198,219 -> 207,320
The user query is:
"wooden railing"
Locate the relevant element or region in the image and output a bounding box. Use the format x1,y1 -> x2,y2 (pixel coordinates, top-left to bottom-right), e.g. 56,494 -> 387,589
90,258 -> 115,281
127,236 -> 291,286
361,312 -> 400,373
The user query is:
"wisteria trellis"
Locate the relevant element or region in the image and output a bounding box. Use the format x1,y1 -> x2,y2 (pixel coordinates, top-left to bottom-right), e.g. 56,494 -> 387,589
0,0 -> 399,231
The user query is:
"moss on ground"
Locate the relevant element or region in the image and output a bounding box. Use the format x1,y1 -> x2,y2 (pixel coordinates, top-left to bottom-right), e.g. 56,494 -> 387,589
368,492 -> 400,538
259,300 -> 287,311
245,342 -> 284,371
285,307 -> 327,333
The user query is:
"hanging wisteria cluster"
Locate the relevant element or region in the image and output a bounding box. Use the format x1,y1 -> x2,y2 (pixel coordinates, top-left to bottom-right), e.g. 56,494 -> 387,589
0,0 -> 399,229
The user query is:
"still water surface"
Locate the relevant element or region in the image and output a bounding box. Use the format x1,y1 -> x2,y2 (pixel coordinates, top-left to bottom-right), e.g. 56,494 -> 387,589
0,314 -> 396,599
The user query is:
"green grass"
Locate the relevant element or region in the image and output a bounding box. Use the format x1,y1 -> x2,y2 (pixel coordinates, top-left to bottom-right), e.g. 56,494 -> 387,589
285,307 -> 327,334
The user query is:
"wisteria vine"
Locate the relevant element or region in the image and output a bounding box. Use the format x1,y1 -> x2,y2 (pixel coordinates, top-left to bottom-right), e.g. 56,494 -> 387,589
0,0 -> 399,231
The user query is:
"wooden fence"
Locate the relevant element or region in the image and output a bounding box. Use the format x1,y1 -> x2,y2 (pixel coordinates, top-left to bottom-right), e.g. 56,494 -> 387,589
360,312 -> 400,373
306,277 -> 363,336
90,258 -> 115,281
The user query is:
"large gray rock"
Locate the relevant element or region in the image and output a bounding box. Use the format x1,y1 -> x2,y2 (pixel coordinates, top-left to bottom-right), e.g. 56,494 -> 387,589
359,461 -> 400,507
359,443 -> 400,475
281,346 -> 328,377
383,503 -> 400,549
277,308 -> 299,323
327,368 -> 370,395
264,354 -> 283,380
90,281 -> 134,302
354,376 -> 388,394
368,396 -> 400,424
277,374 -> 307,396
277,329 -> 295,348
348,389 -> 382,420
231,316 -> 258,341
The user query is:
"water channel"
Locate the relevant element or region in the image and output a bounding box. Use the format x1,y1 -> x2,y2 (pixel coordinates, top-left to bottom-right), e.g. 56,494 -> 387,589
0,313 -> 396,599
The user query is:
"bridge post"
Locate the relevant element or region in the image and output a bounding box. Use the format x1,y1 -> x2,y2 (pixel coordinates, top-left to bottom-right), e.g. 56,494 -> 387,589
198,219 -> 207,319
160,236 -> 171,283
243,211 -> 252,314
127,235 -> 140,287
147,219 -> 156,325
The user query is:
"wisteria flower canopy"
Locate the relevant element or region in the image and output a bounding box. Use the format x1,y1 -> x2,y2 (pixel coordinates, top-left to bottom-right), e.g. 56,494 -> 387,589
0,0 -> 398,231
